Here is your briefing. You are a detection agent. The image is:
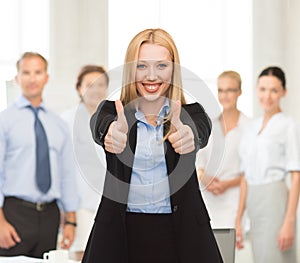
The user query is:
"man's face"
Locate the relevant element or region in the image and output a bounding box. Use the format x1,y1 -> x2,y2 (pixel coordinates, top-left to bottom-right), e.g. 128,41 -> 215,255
15,56 -> 49,101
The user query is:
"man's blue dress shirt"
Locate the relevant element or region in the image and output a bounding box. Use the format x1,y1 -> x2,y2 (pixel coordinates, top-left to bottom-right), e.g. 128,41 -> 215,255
0,95 -> 78,211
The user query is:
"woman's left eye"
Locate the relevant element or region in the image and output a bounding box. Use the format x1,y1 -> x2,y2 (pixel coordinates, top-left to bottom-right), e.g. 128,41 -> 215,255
157,63 -> 168,69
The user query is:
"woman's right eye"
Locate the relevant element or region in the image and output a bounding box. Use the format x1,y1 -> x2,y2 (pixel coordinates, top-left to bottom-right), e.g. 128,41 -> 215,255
137,64 -> 146,69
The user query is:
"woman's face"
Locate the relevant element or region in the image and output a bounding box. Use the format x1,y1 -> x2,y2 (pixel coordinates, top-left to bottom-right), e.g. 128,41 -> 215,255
135,43 -> 173,102
78,72 -> 108,108
217,76 -> 241,111
256,75 -> 286,114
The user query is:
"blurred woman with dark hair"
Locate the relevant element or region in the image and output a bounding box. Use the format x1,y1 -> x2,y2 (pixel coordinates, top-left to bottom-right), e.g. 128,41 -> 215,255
235,66 -> 300,263
61,65 -> 108,253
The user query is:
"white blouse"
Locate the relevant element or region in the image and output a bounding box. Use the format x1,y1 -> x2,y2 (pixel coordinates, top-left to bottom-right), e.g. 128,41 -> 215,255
196,112 -> 249,228
239,112 -> 300,185
61,103 -> 106,211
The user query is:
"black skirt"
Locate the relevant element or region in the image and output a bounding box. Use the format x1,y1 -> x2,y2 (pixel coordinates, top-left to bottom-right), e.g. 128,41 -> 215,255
126,212 -> 178,263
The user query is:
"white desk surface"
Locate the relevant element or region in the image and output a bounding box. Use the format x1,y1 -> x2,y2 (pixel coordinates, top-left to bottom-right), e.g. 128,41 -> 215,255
0,256 -> 79,262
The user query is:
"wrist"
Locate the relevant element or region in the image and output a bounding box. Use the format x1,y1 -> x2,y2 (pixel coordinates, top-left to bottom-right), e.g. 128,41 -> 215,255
65,220 -> 77,227
224,180 -> 230,190
235,217 -> 242,226
0,209 -> 7,223
283,216 -> 296,225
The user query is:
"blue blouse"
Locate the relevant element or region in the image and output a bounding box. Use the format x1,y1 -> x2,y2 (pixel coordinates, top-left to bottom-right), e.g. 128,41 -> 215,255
127,99 -> 172,213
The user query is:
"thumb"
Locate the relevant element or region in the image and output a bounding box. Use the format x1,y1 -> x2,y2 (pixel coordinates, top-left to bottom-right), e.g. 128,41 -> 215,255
171,100 -> 182,132
115,100 -> 128,133
10,227 -> 21,243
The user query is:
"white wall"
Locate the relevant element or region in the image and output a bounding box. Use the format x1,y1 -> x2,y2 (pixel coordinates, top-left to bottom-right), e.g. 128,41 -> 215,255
283,0 -> 300,122
48,0 -> 300,119
252,0 -> 300,122
47,0 -> 108,113
108,0 -> 253,118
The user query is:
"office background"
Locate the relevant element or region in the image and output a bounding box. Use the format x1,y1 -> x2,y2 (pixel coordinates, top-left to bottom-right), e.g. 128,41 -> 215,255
1,0 -> 299,120
0,1 -> 299,261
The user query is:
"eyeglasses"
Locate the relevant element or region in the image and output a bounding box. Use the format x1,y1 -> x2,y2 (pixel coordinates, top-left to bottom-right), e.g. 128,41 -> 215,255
218,88 -> 240,94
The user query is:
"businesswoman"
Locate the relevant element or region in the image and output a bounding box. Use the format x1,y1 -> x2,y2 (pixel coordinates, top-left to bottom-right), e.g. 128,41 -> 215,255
235,66 -> 300,263
61,65 -> 109,252
82,28 -> 223,263
197,70 -> 249,229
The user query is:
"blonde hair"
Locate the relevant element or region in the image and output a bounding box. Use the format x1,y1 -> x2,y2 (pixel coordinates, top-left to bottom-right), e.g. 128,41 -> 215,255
120,28 -> 186,107
218,70 -> 242,90
120,29 -> 186,138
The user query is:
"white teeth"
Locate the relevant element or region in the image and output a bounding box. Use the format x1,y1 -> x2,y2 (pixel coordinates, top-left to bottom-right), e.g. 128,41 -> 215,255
145,84 -> 159,90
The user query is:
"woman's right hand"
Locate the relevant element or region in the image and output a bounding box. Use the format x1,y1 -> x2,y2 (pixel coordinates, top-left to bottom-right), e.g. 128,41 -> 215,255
235,222 -> 244,250
104,100 -> 128,154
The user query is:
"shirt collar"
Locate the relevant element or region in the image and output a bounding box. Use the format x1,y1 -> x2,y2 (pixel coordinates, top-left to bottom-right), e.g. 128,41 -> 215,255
15,95 -> 47,112
135,98 -> 170,124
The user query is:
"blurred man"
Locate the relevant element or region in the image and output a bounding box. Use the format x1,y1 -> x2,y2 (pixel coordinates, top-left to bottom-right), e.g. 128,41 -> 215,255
0,52 -> 78,258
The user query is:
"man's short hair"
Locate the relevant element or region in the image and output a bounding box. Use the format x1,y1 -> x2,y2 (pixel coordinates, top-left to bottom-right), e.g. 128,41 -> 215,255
16,52 -> 48,71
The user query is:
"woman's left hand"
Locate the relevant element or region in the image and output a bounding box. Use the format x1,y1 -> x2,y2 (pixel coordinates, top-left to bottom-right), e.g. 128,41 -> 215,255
278,221 -> 295,251
168,101 -> 195,154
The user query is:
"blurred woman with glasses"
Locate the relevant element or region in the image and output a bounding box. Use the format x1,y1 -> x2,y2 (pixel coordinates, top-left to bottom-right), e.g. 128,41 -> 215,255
197,70 -> 250,229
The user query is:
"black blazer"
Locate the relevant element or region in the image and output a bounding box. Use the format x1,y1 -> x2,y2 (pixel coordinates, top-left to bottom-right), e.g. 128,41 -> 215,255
82,100 -> 223,263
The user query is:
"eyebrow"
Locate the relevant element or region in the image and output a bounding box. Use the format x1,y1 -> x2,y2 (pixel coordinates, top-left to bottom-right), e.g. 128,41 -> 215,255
137,60 -> 170,63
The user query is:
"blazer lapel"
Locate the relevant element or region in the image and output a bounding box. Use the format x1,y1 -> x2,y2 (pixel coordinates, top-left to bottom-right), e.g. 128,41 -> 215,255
121,109 -> 137,184
118,109 -> 137,221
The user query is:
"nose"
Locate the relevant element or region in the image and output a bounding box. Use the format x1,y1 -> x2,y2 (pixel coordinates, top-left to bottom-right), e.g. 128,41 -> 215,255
265,90 -> 271,99
29,73 -> 37,82
147,66 -> 157,81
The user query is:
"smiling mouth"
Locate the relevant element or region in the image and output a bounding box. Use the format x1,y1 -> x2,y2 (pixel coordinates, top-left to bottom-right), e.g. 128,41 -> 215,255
143,83 -> 162,93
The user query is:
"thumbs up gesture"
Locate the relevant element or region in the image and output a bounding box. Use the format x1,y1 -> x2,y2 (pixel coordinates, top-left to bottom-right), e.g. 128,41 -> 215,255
168,100 -> 195,154
104,100 -> 128,154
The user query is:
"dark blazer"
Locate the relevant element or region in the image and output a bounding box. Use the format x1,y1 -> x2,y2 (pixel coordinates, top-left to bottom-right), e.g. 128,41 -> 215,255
82,100 -> 223,263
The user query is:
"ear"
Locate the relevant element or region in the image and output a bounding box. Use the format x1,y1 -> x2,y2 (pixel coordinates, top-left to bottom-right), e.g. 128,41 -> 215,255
45,73 -> 49,83
282,88 -> 287,97
238,89 -> 242,97
14,75 -> 19,85
77,86 -> 83,97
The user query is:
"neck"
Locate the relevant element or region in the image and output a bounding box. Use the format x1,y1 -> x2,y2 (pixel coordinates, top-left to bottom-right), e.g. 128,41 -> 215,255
263,107 -> 281,122
26,96 -> 42,108
139,97 -> 166,117
84,103 -> 97,116
258,107 -> 281,134
222,107 -> 239,120
139,98 -> 166,127
219,107 -> 240,134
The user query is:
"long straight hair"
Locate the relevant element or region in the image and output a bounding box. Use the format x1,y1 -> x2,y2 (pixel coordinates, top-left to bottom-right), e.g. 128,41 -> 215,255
120,29 -> 186,138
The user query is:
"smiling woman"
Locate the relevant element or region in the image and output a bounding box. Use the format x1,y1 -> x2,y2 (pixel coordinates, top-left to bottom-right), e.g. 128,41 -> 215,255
82,28 -> 223,263
236,66 -> 300,263
196,70 -> 249,230
135,44 -> 173,122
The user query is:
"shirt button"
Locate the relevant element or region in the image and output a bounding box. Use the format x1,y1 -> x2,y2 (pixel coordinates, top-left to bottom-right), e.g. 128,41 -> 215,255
173,205 -> 178,212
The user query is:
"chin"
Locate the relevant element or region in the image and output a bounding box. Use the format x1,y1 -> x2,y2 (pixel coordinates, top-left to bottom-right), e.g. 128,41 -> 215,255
262,104 -> 274,110
26,92 -> 41,99
142,94 -> 162,102
222,104 -> 233,110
